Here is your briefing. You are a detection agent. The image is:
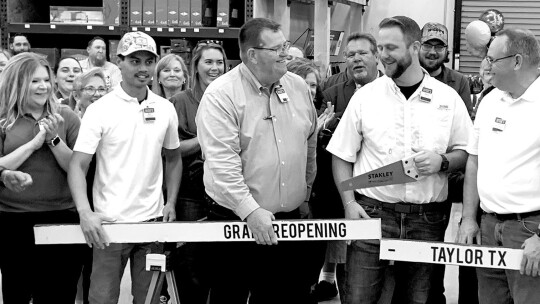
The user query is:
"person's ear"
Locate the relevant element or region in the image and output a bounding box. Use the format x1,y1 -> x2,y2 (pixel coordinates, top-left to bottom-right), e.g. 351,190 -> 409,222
246,48 -> 258,64
513,54 -> 523,71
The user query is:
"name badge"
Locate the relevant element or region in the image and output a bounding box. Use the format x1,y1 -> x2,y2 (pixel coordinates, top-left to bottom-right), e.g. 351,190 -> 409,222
275,85 -> 289,103
492,117 -> 506,132
419,87 -> 432,102
143,107 -> 156,122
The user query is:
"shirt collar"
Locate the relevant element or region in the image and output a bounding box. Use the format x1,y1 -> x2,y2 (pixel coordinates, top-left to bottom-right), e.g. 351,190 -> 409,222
239,63 -> 281,95
113,85 -> 154,105
385,68 -> 431,98
502,75 -> 540,103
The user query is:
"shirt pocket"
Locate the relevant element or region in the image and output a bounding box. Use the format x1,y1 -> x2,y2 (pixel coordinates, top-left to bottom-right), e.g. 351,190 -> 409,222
416,107 -> 452,154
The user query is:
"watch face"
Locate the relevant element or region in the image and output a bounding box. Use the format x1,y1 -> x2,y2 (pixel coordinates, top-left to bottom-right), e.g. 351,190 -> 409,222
51,136 -> 61,146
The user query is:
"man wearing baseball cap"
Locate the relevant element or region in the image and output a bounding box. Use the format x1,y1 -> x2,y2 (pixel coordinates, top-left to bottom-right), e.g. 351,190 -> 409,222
69,31 -> 182,303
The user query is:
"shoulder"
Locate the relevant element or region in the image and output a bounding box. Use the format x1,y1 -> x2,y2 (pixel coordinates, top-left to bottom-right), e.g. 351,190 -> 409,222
57,104 -> 80,122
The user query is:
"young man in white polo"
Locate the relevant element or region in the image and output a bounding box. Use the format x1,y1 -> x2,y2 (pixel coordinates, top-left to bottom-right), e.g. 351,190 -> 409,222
68,31 -> 182,304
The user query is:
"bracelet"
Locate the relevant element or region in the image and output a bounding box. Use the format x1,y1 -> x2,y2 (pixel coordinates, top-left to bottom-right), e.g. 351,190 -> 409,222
345,199 -> 356,207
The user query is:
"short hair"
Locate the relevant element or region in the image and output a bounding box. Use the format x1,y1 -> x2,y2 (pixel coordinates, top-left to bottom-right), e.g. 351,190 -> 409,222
239,18 -> 281,55
0,53 -> 57,131
152,54 -> 189,97
54,56 -> 82,75
9,33 -> 28,44
286,58 -> 320,84
190,42 -> 228,100
87,36 -> 106,48
496,28 -> 540,67
346,32 -> 378,54
66,67 -> 106,110
379,16 -> 421,47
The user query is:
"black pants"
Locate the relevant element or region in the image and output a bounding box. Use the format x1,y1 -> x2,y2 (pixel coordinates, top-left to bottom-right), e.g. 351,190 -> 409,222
204,201 -> 322,304
0,209 -> 87,304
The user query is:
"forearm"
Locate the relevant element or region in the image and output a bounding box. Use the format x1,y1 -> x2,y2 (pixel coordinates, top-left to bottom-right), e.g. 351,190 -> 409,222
179,137 -> 201,157
332,155 -> 355,207
49,139 -> 73,172
0,142 -> 38,170
305,128 -> 317,200
462,155 -> 480,219
444,149 -> 468,172
68,156 -> 92,214
164,148 -> 183,206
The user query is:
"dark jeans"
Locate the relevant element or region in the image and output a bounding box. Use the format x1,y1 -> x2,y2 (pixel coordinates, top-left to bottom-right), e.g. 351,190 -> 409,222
341,199 -> 447,304
205,202 -> 322,304
0,209 -> 86,304
477,212 -> 540,304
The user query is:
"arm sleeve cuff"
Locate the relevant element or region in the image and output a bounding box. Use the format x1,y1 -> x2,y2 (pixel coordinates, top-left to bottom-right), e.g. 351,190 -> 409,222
235,196 -> 260,221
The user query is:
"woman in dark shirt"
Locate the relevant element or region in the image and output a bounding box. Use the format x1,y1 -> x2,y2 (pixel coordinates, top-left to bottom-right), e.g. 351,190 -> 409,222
168,40 -> 227,304
0,52 -> 84,304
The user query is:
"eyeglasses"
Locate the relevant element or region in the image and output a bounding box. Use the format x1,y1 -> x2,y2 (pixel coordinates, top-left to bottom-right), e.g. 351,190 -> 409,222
421,44 -> 447,52
484,54 -> 517,65
196,40 -> 223,47
82,86 -> 107,96
251,41 -> 291,55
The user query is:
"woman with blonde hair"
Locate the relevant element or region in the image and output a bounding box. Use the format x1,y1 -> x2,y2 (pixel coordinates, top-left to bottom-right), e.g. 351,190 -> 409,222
0,52 -> 84,304
152,53 -> 189,99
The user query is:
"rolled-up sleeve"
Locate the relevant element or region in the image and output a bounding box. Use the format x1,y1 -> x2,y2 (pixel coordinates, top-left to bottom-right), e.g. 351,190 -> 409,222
196,92 -> 259,220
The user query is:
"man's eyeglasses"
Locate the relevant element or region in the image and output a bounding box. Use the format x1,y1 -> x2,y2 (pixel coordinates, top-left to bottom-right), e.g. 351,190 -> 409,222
251,41 -> 291,55
82,86 -> 107,96
484,54 -> 517,65
421,44 -> 447,52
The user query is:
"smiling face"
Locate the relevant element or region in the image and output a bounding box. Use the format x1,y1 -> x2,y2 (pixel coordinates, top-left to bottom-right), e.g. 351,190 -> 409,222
87,39 -> 107,66
158,59 -> 185,91
56,58 -> 82,98
197,48 -> 225,89
419,39 -> 447,73
77,75 -> 107,113
378,26 -> 414,80
484,35 -> 515,93
304,72 -> 318,99
27,66 -> 52,111
117,51 -> 157,90
251,29 -> 289,86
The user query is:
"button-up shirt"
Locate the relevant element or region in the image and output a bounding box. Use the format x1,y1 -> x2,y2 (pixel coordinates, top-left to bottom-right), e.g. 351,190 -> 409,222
79,59 -> 122,89
468,76 -> 540,214
327,71 -> 471,204
196,63 -> 317,220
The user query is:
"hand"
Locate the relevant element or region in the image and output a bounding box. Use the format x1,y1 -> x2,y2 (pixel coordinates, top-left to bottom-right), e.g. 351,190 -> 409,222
162,203 -> 176,222
79,210 -> 116,249
344,200 -> 370,220
412,149 -> 443,176
40,113 -> 64,141
456,217 -> 481,244
246,208 -> 277,245
2,170 -> 33,192
520,235 -> 540,276
316,102 -> 335,133
30,128 -> 47,150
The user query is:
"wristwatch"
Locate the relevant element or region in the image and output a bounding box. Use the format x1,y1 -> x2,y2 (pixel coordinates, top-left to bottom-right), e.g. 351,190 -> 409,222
440,154 -> 449,172
48,135 -> 61,147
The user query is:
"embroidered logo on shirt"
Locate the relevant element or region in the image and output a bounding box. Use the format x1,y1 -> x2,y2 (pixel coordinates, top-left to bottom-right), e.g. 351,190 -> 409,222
492,117 -> 506,132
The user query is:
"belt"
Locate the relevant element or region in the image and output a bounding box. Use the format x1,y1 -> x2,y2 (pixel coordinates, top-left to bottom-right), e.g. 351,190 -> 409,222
354,193 -> 447,214
486,210 -> 540,221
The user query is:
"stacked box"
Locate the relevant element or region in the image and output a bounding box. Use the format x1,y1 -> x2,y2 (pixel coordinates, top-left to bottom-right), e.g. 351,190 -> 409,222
103,0 -> 120,25
61,49 -> 88,61
168,0 -> 179,26
130,0 -> 143,26
156,0 -> 168,26
216,0 -> 229,27
143,0 -> 156,26
178,0 -> 190,26
190,0 -> 202,27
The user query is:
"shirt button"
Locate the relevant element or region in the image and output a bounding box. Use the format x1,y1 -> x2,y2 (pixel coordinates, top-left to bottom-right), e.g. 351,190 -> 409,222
273,118 -> 277,122
278,139 -> 282,143
281,183 -> 285,186
281,161 -> 285,165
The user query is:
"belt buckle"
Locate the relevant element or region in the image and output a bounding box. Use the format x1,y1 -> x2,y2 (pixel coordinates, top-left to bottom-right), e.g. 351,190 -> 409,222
394,203 -> 412,213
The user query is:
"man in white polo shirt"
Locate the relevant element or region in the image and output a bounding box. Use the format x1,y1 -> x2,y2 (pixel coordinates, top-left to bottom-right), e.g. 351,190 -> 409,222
68,31 -> 182,304
457,28 -> 540,304
327,16 -> 471,303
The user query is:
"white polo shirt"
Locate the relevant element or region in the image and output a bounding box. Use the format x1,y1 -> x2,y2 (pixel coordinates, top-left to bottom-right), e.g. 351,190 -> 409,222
468,77 -> 540,214
74,86 -> 180,222
327,72 -> 471,204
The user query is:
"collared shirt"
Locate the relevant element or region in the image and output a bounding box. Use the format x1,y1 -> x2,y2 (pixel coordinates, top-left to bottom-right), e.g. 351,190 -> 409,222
79,59 -> 122,89
435,65 -> 473,117
0,105 -> 80,212
196,63 -> 317,220
74,86 -> 180,222
327,71 -> 472,204
468,76 -> 540,214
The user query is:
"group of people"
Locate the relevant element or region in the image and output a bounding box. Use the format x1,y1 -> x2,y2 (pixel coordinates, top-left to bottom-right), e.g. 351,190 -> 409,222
0,13 -> 539,304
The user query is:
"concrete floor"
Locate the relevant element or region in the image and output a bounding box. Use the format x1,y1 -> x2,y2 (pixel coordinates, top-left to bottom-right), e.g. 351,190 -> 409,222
0,204 -> 463,304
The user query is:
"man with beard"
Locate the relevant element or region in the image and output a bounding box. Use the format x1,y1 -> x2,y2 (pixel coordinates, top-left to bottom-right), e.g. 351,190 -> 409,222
311,32 -> 380,302
68,31 -> 182,303
9,34 -> 30,55
327,16 -> 471,304
196,18 -> 318,303
419,22 -> 472,116
79,37 -> 122,89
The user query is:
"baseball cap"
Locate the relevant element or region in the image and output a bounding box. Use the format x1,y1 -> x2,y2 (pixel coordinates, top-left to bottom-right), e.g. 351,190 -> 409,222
421,22 -> 448,45
117,31 -> 158,57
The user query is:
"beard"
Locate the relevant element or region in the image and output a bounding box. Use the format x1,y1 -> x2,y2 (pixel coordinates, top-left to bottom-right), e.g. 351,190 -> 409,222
91,54 -> 107,67
383,51 -> 413,79
420,54 -> 445,73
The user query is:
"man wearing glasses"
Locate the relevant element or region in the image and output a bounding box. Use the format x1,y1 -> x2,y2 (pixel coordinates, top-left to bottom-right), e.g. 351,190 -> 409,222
196,18 -> 318,304
457,28 -> 540,304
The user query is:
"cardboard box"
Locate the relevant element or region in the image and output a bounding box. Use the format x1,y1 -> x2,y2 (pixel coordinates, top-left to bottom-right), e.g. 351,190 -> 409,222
156,0 -> 168,26
103,0 -> 120,25
190,0 -> 202,27
61,49 -> 88,61
216,0 -> 229,27
143,0 -> 156,26
130,0 -> 143,26
168,0 -> 179,26
109,40 -> 120,63
50,6 -> 104,25
32,48 -> 60,69
178,0 -> 190,26
201,0 -> 216,27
